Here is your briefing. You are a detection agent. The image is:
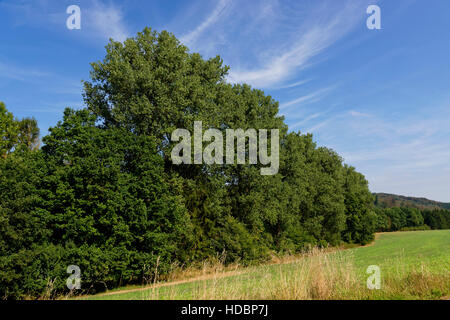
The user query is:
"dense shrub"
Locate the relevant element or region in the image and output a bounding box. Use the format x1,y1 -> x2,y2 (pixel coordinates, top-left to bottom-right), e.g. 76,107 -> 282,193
399,225 -> 431,231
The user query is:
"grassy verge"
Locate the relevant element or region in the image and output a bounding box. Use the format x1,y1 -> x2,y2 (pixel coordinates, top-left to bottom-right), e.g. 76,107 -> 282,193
79,230 -> 450,300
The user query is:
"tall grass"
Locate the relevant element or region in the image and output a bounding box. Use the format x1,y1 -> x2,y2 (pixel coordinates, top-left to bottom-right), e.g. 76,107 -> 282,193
104,247 -> 449,300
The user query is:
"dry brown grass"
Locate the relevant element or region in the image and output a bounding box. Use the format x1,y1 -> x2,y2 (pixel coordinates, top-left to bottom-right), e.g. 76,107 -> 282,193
79,245 -> 449,300
136,247 -> 449,300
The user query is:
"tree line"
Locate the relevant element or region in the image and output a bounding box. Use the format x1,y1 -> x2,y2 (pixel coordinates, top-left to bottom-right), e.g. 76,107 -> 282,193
0,28 -> 430,299
375,207 -> 450,231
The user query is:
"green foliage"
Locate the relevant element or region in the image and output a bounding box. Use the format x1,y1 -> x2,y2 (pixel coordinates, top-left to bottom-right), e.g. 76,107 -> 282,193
399,225 -> 431,231
17,117 -> 40,151
83,28 -> 229,142
1,108 -> 193,298
0,29 -> 377,298
0,102 -> 40,158
0,102 -> 19,158
341,166 -> 376,245
374,206 -> 449,232
422,209 -> 450,230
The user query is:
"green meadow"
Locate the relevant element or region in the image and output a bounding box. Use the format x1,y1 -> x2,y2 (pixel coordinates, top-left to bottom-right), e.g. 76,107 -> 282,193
352,230 -> 449,273
81,230 -> 450,300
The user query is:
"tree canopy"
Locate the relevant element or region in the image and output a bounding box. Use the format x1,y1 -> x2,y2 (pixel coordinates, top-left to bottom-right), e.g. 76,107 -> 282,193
0,28 -> 381,299
0,102 -> 40,158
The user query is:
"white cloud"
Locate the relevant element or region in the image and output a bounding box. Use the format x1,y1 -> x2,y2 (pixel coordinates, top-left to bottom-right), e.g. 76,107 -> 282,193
322,106 -> 450,201
275,78 -> 312,90
290,112 -> 324,130
227,2 -> 368,88
279,86 -> 335,110
0,62 -> 52,81
0,0 -> 130,43
349,110 -> 372,117
304,116 -> 339,133
180,0 -> 230,46
174,0 -> 372,89
86,1 -> 130,42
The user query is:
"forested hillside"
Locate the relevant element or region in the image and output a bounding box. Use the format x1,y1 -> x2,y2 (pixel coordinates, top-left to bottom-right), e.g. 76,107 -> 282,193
374,193 -> 450,210
373,195 -> 450,232
0,28 -> 376,299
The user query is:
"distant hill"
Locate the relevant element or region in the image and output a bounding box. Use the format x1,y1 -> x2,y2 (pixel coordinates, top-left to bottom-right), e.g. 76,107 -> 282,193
374,193 -> 450,210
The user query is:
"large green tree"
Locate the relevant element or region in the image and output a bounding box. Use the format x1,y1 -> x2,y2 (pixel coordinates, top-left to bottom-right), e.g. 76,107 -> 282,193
0,28 -> 377,298
0,102 -> 41,157
17,117 -> 40,151
341,166 -> 376,244
0,102 -> 19,158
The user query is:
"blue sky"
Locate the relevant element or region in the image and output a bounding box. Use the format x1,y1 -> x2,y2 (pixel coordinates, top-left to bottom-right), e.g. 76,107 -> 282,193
1,0 -> 449,201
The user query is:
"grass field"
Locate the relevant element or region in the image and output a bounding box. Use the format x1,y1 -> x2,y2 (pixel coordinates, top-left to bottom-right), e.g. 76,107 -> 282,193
80,230 -> 450,300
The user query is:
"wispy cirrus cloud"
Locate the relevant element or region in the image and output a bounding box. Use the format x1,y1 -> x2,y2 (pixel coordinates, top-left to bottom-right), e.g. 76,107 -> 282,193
0,0 -> 130,42
0,59 -> 83,95
279,86 -> 336,110
290,112 -> 324,130
86,1 -> 130,42
314,103 -> 450,202
177,0 -> 376,88
225,1 -> 373,88
274,78 -> 312,90
0,61 -> 52,82
348,110 -> 372,117
304,115 -> 341,134
180,0 -> 230,46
